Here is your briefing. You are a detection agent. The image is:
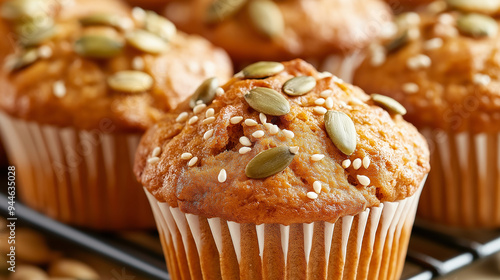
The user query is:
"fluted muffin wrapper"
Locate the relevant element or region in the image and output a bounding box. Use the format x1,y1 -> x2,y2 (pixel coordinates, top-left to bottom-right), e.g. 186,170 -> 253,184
419,128 -> 500,228
145,178 -> 425,280
314,50 -> 366,83
0,113 -> 155,230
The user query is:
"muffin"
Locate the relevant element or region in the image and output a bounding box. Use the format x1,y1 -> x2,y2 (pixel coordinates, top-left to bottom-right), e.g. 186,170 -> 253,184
162,0 -> 394,82
354,3 -> 500,227
0,0 -> 232,229
135,59 -> 430,279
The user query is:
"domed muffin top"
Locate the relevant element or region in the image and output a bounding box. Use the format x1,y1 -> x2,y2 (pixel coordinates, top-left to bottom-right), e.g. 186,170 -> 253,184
0,0 -> 232,132
134,59 -> 430,225
354,2 -> 500,133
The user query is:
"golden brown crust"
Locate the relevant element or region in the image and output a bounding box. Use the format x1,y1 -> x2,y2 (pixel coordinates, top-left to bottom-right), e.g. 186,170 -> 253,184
354,9 -> 500,133
163,0 -> 393,63
134,59 -> 430,225
0,0 -> 232,132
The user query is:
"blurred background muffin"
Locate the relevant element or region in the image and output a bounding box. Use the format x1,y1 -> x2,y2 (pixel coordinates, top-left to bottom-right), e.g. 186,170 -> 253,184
354,1 -> 500,227
0,0 -> 232,230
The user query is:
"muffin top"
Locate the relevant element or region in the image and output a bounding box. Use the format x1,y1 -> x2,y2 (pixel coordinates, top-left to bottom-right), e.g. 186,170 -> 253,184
134,59 -> 430,225
354,2 -> 500,133
0,0 -> 232,132
163,0 -> 393,63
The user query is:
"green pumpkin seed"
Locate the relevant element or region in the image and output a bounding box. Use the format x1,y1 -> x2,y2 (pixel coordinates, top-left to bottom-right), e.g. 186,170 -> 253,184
244,87 -> 290,116
126,30 -> 168,54
190,77 -> 219,108
8,49 -> 39,71
239,61 -> 284,78
447,0 -> 500,15
385,31 -> 409,53
18,23 -> 57,47
1,0 -> 45,21
248,0 -> 284,39
74,35 -> 124,58
457,13 -> 498,37
206,0 -> 247,24
325,111 -> 357,155
144,11 -> 176,41
245,146 -> 295,179
108,70 -> 153,93
80,14 -> 131,30
283,76 -> 316,96
371,94 -> 407,115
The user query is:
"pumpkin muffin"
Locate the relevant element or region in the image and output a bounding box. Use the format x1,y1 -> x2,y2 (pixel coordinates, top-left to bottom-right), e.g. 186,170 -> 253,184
162,0 -> 394,82
0,0 -> 232,229
135,59 -> 430,279
354,2 -> 500,227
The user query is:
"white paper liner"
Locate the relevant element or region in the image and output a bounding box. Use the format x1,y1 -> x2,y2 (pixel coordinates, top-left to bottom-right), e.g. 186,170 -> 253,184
0,113 -> 155,230
145,177 -> 425,279
419,129 -> 500,228
313,50 -> 366,83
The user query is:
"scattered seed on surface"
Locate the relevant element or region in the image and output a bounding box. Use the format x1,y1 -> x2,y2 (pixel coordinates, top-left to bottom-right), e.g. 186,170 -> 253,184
315,98 -> 325,105
74,35 -> 123,58
206,108 -> 215,118
239,147 -> 252,154
283,76 -> 317,96
342,159 -> 351,168
311,154 -> 325,161
147,157 -> 160,164
314,107 -> 327,115
357,175 -> 370,186
473,73 -> 491,86
126,29 -> 168,54
176,112 -> 188,122
313,181 -> 322,194
216,87 -> 224,95
202,117 -> 215,125
325,97 -> 334,109
307,192 -> 318,199
252,130 -> 265,138
353,158 -> 362,170
457,13 -> 498,38
363,156 -> 371,169
193,104 -> 207,114
108,71 -> 153,93
244,87 -> 290,116
402,83 -> 419,94
218,169 -> 227,183
152,147 -> 161,157
188,116 -> 199,125
320,90 -> 333,98
188,157 -> 198,167
132,56 -> 144,70
270,125 -> 279,135
289,146 -> 299,154
245,146 -> 295,179
206,0 -> 247,23
248,0 -> 285,39
282,129 -> 294,139
203,129 -> 214,140
259,113 -> 267,124
230,116 -> 244,124
245,119 -> 258,126
181,153 -> 193,160
38,45 -> 52,58
53,80 -> 66,98
407,54 -> 431,70
239,61 -> 284,79
190,77 -> 218,108
372,94 -> 407,115
424,38 -> 443,50
240,136 -> 252,146
325,111 -> 357,155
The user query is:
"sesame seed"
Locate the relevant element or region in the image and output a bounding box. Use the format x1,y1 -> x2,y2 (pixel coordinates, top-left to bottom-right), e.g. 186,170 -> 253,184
202,117 -> 215,125
438,13 -> 454,25
307,192 -> 318,199
152,147 -> 161,157
245,119 -> 258,126
353,158 -> 362,170
427,1 -> 447,14
473,74 -> 491,86
132,7 -> 147,22
203,129 -> 214,140
381,22 -> 397,39
38,45 -> 52,58
196,100 -> 203,105
349,98 -> 364,106
176,112 -> 189,122
315,98 -> 325,105
132,56 -> 144,70
357,175 -> 370,186
342,159 -> 351,168
282,129 -> 294,139
408,28 -> 420,40
188,116 -> 199,125
424,38 -> 443,50
404,12 -> 421,26
188,157 -> 198,167
239,147 -> 252,154
313,181 -> 322,194
218,169 -> 227,183
181,153 -> 193,160
53,81 -> 66,98
193,104 -> 207,114
402,83 -> 419,94
270,125 -> 279,135
311,154 -> 325,161
206,108 -> 215,118
252,130 -> 265,138
317,72 -> 333,79
289,146 -> 299,154
216,87 -> 224,95
370,44 -> 386,67
230,116 -> 243,124
320,90 -> 333,98
325,97 -> 334,109
259,113 -> 267,124
313,107 -> 327,115
239,136 -> 252,146
363,156 -> 371,169
407,54 -> 431,70
147,157 -> 160,164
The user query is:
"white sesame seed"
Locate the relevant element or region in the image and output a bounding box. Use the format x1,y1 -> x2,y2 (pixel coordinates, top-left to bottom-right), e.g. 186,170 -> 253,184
230,116 -> 243,124
473,73 -> 491,86
147,157 -> 160,164
381,22 -> 398,39
152,147 -> 161,157
193,104 -> 206,114
408,28 -> 420,40
245,119 -> 258,126
239,147 -> 252,154
132,56 -> 144,70
404,12 -> 421,26
53,80 -> 66,98
202,117 -> 215,125
342,159 -> 351,169
203,129 -> 214,140
438,13 -> 454,25
317,72 -> 333,79
270,125 -> 279,135
289,146 -> 299,154
325,97 -> 334,109
349,98 -> 364,106
353,158 -> 362,170
282,129 -> 294,139
357,175 -> 370,186
259,113 -> 267,124
196,100 -> 203,105
239,136 -> 252,146
331,76 -> 344,84
313,107 -> 327,115
206,108 -> 215,118
313,181 -> 322,194
218,169 -> 227,183
363,156 -> 371,169
188,157 -> 198,167
181,153 -> 193,160
402,83 -> 419,94
311,154 -> 325,161
132,7 -> 147,22
427,1 -> 447,14
216,87 -> 224,95
307,192 -> 318,199
370,44 -> 386,67
252,130 -> 265,138
407,54 -> 431,70
320,90 -> 333,98
38,45 -> 52,58
176,112 -> 189,122
315,98 -> 325,105
188,116 -> 199,125
119,18 -> 134,30
424,38 -> 443,50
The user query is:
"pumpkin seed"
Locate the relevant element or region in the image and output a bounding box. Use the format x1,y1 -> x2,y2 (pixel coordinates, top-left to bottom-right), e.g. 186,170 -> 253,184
385,30 -> 409,53
239,61 -> 284,78
248,0 -> 284,39
0,0 -> 45,21
206,0 -> 247,24
126,30 -> 168,54
18,23 -> 57,47
144,11 -> 176,41
9,48 -> 39,71
447,0 -> 500,15
245,146 -> 295,179
107,70 -> 153,93
371,94 -> 407,115
457,13 -> 498,37
189,77 -> 219,108
283,76 -> 316,96
74,35 -> 124,58
80,13 -> 132,30
244,87 -> 290,116
48,259 -> 99,279
325,111 -> 357,155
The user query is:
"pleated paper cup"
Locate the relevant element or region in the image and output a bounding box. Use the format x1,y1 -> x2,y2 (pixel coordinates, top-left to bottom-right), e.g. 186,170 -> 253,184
145,178 -> 425,280
0,113 -> 155,230
418,128 -> 500,228
314,50 -> 366,84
